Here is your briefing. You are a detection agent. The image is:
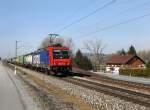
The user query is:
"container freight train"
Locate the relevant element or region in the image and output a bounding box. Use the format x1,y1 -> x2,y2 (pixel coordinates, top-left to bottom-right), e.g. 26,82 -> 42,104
10,45 -> 72,74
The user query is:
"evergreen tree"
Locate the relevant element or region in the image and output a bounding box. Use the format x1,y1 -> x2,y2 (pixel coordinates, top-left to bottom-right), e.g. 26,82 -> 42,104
146,61 -> 150,68
74,49 -> 92,70
121,49 -> 126,55
74,49 -> 82,66
82,56 -> 92,70
117,48 -> 126,55
128,45 -> 136,55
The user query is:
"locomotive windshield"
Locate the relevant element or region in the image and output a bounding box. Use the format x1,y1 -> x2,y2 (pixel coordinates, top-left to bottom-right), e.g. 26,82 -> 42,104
53,50 -> 69,59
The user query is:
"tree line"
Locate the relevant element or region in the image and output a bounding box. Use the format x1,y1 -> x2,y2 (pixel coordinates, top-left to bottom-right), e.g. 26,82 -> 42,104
116,45 -> 150,68
116,45 -> 137,56
40,34 -> 150,71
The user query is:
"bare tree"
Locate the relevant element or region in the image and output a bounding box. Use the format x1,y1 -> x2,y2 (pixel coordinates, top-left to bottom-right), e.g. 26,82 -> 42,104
40,35 -> 75,55
84,39 -> 105,69
138,50 -> 150,62
64,38 -> 75,55
40,37 -> 53,48
40,36 -> 65,48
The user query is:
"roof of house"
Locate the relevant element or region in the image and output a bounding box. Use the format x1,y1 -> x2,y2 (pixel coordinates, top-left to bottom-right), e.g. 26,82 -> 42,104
106,54 -> 145,64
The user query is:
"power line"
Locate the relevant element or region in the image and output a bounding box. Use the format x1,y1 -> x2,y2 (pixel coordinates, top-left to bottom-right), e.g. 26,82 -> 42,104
55,0 -> 98,30
97,1 -> 150,26
56,0 -> 116,33
75,12 -> 150,39
68,0 -> 150,36
15,41 -> 35,56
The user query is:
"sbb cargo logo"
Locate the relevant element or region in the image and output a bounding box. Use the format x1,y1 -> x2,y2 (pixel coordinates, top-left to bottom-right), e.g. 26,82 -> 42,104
33,55 -> 40,65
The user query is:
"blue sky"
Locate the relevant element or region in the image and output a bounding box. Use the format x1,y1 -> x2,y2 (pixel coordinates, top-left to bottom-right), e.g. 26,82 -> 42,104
0,0 -> 150,58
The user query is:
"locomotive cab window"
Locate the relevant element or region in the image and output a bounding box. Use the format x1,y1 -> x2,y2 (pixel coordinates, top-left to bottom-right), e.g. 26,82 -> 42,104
53,50 -> 69,59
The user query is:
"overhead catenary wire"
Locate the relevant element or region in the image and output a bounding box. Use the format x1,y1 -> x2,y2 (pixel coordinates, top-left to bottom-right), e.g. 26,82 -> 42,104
56,0 -> 116,33
75,12 -> 150,39
69,0 -> 150,35
55,0 -> 99,29
16,41 -> 35,56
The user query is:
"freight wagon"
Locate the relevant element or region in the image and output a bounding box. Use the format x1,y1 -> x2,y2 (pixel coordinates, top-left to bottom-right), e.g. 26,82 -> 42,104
32,49 -> 49,71
10,45 -> 72,74
15,55 -> 24,65
24,53 -> 33,67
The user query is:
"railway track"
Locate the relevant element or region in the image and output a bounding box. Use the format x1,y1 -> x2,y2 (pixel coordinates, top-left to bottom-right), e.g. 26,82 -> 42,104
6,63 -> 150,108
72,68 -> 150,95
73,68 -> 150,87
61,77 -> 150,107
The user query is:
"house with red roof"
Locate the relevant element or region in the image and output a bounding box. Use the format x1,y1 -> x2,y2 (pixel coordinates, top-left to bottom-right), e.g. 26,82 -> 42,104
106,55 -> 145,73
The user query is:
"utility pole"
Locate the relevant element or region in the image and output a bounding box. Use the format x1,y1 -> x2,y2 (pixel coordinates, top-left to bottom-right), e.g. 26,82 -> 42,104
15,41 -> 19,75
15,41 -> 19,57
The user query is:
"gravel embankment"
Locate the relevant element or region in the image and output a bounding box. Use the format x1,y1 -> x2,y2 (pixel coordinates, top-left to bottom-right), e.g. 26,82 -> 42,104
15,66 -> 150,110
44,77 -> 149,110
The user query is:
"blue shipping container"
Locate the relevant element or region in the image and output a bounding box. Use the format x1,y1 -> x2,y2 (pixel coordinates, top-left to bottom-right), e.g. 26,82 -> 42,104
32,49 -> 49,67
39,49 -> 49,65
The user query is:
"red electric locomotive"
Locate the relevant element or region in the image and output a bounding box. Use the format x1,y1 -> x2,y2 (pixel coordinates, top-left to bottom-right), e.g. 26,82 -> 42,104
47,45 -> 72,73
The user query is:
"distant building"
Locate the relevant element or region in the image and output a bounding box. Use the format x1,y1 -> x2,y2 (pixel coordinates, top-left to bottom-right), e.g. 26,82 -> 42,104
106,55 -> 145,73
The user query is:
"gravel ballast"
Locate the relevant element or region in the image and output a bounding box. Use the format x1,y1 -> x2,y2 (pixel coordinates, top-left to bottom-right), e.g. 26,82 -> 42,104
15,66 -> 150,110
44,77 -> 148,110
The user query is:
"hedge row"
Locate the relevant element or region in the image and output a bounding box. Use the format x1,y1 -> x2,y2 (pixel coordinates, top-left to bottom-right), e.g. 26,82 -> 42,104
119,68 -> 150,77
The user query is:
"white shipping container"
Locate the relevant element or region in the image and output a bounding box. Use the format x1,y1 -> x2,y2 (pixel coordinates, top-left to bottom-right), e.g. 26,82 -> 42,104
26,55 -> 32,64
33,54 -> 40,67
